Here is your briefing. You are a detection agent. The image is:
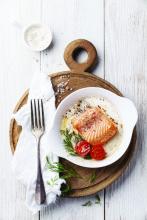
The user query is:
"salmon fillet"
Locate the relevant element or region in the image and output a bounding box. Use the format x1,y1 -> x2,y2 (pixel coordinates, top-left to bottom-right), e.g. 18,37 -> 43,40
72,107 -> 118,145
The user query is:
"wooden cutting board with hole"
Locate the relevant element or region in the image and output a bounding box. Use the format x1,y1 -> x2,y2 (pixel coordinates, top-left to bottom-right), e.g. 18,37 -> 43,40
9,39 -> 137,197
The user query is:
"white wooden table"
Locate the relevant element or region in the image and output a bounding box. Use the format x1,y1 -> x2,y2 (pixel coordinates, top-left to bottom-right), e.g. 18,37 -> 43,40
0,0 -> 146,219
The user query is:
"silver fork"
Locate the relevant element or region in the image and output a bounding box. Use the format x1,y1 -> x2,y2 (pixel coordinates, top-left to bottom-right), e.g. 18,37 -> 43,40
30,99 -> 46,204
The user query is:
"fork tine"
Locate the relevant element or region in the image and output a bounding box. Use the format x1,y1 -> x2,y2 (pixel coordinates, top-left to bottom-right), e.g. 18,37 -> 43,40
41,99 -> 45,129
38,99 -> 41,128
30,100 -> 34,129
34,99 -> 38,128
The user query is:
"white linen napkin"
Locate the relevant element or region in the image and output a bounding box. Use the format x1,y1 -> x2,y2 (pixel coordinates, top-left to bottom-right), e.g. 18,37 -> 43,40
12,73 -> 65,214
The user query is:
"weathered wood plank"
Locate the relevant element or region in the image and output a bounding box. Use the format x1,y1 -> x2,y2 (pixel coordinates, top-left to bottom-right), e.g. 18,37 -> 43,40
3,0 -> 146,219
0,0 -> 41,219
105,0 -> 147,219
40,0 -> 104,77
40,192 -> 104,220
40,0 -> 105,219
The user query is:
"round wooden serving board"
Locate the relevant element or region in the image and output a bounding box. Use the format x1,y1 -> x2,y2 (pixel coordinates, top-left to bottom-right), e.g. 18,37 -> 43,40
9,39 -> 137,197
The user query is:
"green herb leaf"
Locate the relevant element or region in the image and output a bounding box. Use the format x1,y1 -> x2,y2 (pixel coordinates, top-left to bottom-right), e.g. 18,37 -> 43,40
82,201 -> 92,207
47,175 -> 58,186
95,194 -> 101,204
89,170 -> 97,183
72,131 -> 83,143
61,183 -> 71,196
85,154 -> 91,160
46,156 -> 81,180
60,129 -> 77,156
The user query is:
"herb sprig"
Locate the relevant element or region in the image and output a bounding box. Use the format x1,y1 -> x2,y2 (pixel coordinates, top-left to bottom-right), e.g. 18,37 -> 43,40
89,170 -> 97,183
60,130 -> 76,155
82,194 -> 101,207
60,183 -> 71,195
95,194 -> 100,204
46,156 -> 82,195
82,201 -> 92,206
46,156 -> 81,180
47,175 -> 59,186
60,129 -> 82,156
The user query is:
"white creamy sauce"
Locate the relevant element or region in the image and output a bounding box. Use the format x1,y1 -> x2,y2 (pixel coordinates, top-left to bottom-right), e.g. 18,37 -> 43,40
24,25 -> 52,51
63,96 -> 123,157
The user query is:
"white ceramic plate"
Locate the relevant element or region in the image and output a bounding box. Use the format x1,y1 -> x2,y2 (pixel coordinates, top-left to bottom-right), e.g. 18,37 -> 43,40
48,87 -> 138,168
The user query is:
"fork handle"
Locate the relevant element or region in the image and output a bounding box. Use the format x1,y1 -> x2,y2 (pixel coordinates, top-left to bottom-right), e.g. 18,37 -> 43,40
35,137 -> 46,204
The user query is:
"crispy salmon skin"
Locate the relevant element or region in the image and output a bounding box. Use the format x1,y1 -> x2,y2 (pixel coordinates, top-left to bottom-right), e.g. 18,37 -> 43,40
72,107 -> 118,145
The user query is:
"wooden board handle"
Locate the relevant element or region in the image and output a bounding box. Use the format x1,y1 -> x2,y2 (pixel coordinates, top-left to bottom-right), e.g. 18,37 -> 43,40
64,39 -> 97,72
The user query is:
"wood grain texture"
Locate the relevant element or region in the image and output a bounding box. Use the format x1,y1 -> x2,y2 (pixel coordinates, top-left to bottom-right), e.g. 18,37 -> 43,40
0,0 -> 41,219
1,0 -> 145,219
64,39 -> 97,72
105,0 -> 147,219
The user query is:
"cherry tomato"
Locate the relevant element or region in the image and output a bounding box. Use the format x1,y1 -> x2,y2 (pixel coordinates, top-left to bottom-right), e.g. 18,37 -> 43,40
90,144 -> 106,160
75,140 -> 91,157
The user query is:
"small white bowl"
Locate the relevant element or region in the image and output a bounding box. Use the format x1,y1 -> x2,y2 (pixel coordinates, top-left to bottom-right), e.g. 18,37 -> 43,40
23,23 -> 52,51
48,87 -> 138,168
